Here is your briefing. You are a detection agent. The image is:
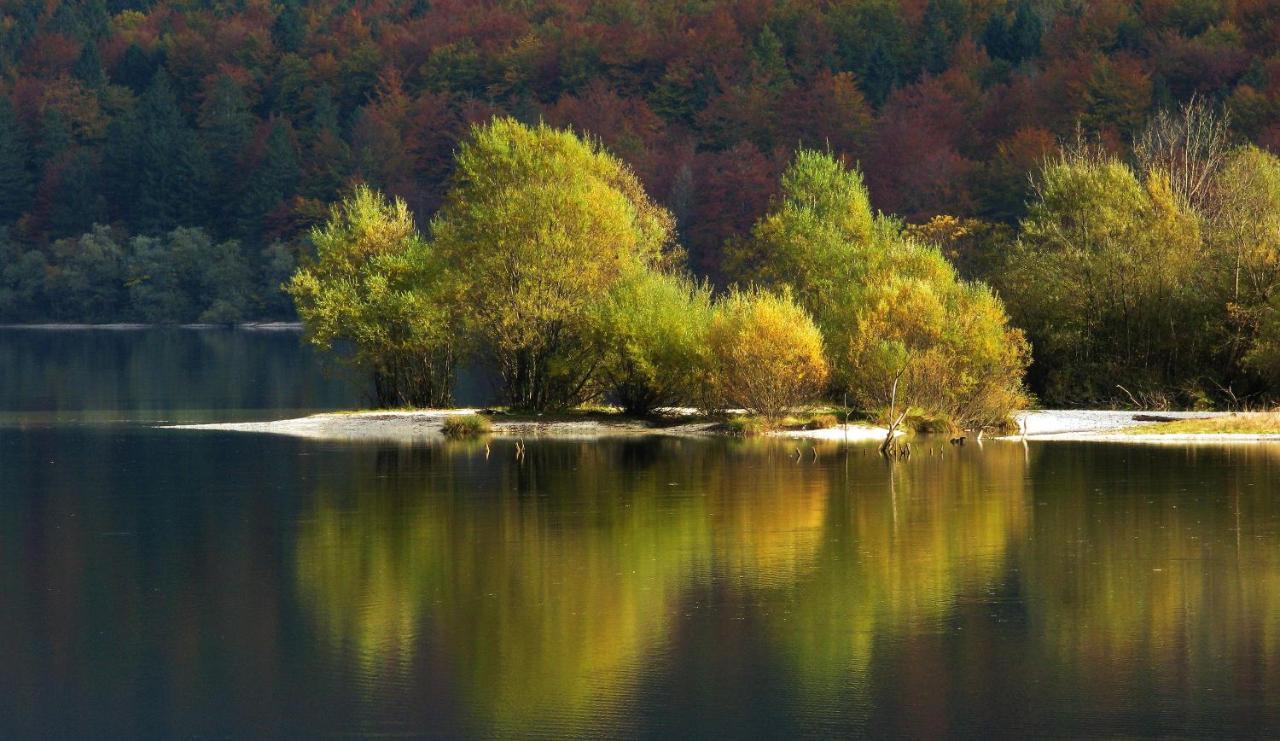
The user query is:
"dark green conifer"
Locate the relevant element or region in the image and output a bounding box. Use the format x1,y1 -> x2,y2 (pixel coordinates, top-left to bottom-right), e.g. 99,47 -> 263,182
0,98 -> 33,223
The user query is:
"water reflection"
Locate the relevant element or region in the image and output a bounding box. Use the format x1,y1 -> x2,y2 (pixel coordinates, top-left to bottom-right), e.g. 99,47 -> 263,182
296,441 -> 728,734
291,440 -> 1202,736
0,328 -> 356,422
1015,444 -> 1280,734
5,432 -> 1280,737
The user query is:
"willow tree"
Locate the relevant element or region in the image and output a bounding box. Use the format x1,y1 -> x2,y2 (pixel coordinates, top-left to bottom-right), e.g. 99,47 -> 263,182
592,269 -> 714,416
430,118 -> 676,411
1207,147 -> 1280,390
1003,153 -> 1211,405
1209,147 -> 1280,377
730,150 -> 1028,427
287,186 -> 455,407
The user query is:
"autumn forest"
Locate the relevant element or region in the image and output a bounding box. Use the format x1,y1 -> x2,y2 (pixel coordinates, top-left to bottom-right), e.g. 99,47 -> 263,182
6,0 -> 1280,408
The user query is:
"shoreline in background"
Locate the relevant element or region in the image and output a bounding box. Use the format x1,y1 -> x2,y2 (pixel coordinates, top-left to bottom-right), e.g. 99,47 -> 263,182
0,322 -> 302,331
167,409 -> 896,442
167,408 -> 1280,444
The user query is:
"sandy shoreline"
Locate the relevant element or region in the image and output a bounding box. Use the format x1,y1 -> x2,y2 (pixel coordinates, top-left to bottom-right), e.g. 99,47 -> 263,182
166,408 -> 895,442
166,408 -> 1280,444
1003,409 -> 1280,443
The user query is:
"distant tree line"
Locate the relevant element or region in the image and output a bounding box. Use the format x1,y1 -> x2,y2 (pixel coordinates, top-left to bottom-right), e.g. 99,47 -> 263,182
0,226 -> 294,323
10,1 -> 1280,408
5,0 -> 1280,290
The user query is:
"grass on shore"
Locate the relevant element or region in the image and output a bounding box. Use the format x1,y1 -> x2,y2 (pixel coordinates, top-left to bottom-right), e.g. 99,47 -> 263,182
722,411 -> 866,436
1125,412 -> 1280,435
328,405 -> 883,437
441,414 -> 493,438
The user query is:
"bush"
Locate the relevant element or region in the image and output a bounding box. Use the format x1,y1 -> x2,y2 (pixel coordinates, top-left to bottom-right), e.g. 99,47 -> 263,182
802,413 -> 839,430
902,411 -> 956,434
594,269 -> 713,415
441,414 -> 492,438
723,415 -> 769,436
832,249 -> 1030,428
708,287 -> 829,420
730,150 -> 1028,427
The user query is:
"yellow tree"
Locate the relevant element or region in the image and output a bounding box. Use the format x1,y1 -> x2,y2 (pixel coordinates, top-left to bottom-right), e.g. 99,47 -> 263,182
429,118 -> 676,411
732,149 -> 1028,428
708,287 -> 829,421
287,186 -> 455,407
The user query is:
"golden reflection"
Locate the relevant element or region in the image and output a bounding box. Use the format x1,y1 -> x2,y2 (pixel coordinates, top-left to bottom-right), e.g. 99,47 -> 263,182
772,442 -> 1030,699
704,443 -> 834,586
1018,444 -> 1280,702
291,439 -> 1280,732
293,440 -> 843,732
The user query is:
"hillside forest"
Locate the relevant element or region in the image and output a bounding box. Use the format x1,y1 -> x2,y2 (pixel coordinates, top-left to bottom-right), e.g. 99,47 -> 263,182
7,0 -> 1280,408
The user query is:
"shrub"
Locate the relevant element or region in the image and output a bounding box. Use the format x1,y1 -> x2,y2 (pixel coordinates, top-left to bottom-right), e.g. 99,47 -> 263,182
902,411 -> 956,434
441,414 -> 492,438
831,249 -> 1030,427
708,287 -> 829,420
730,150 -> 1028,427
593,269 -> 713,415
723,415 -> 768,436
803,413 -> 839,430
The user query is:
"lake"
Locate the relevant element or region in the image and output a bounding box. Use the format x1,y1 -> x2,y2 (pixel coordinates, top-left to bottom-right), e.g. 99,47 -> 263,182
2,329 -> 1279,738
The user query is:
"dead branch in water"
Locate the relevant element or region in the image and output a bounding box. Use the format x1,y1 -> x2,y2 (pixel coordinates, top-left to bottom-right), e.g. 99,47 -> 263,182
879,362 -> 910,457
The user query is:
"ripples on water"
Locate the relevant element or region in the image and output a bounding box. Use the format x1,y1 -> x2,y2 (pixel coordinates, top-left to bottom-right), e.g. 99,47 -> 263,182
2,331 -> 1279,738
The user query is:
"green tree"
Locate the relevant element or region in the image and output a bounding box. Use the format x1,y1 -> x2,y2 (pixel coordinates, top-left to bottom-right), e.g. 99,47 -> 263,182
726,149 -> 874,318
1008,2 -> 1043,63
429,118 -> 676,411
234,118 -> 299,239
733,150 -> 1028,426
198,74 -> 255,220
1211,147 -> 1280,383
593,269 -> 714,415
272,1 -> 307,54
44,226 -> 127,321
126,227 -> 250,323
862,41 -> 898,107
74,42 -> 107,89
1244,295 -> 1280,386
130,73 -> 211,232
921,0 -> 964,75
35,109 -> 74,176
113,43 -> 159,94
259,241 -> 297,318
751,25 -> 791,90
126,233 -> 189,321
48,150 -> 106,237
1004,153 -> 1211,405
0,230 -> 46,321
288,186 -> 455,407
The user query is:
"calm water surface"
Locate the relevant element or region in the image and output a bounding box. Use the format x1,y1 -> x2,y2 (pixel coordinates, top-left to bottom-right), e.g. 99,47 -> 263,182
2,330 -> 1279,738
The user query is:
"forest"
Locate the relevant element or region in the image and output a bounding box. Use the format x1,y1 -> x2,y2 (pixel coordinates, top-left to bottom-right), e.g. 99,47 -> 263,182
6,0 -> 1280,408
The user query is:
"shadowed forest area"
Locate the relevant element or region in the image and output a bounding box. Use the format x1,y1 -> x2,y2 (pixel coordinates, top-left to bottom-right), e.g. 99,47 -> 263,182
7,0 -> 1280,406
